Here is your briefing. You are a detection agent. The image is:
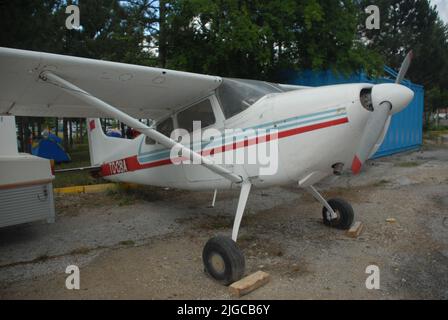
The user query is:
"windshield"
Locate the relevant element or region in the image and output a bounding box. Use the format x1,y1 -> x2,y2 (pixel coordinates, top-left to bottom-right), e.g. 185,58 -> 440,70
216,78 -> 284,119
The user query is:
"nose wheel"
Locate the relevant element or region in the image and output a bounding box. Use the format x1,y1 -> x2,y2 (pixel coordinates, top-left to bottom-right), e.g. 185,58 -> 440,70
202,236 -> 245,285
322,198 -> 354,230
306,186 -> 355,230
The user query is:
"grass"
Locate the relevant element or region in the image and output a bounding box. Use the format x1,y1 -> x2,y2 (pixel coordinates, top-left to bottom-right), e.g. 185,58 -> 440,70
53,143 -> 107,188
34,254 -> 50,263
69,247 -> 92,255
373,179 -> 390,187
424,127 -> 448,141
106,185 -> 168,205
119,240 -> 135,246
395,161 -> 420,168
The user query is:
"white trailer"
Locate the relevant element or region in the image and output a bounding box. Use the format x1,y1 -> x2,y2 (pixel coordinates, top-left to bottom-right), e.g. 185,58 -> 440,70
0,116 -> 55,228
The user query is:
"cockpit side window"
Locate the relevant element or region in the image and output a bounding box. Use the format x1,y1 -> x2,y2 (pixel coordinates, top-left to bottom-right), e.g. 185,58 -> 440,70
216,78 -> 284,119
177,99 -> 216,133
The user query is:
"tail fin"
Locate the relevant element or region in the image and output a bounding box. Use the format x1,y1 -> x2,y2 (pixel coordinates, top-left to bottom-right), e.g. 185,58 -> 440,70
86,119 -> 121,165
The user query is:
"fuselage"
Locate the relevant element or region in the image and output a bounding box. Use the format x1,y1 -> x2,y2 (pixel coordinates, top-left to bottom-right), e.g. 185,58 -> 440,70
96,82 -> 376,191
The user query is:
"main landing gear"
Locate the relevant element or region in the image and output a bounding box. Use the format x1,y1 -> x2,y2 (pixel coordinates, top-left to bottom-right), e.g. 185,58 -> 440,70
202,183 -> 355,286
202,236 -> 245,285
202,182 -> 250,285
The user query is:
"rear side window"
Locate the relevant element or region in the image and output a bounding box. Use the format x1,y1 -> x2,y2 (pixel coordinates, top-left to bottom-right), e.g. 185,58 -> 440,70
145,117 -> 174,144
157,117 -> 174,137
177,99 -> 215,132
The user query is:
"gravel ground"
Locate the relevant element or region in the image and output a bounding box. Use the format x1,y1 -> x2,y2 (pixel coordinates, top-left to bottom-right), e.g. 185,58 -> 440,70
0,144 -> 447,300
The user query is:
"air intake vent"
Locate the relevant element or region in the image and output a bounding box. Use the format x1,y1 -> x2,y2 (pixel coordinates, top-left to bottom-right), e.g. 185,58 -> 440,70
360,88 -> 374,111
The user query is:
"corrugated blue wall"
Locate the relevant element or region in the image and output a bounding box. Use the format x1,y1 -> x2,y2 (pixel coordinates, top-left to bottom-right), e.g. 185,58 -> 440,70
286,68 -> 424,158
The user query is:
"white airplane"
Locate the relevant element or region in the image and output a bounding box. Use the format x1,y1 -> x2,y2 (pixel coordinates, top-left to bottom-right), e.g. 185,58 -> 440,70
0,47 -> 414,285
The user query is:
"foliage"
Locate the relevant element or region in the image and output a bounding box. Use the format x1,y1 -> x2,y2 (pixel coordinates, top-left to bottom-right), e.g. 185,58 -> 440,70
165,0 -> 383,80
359,0 -> 448,113
0,0 -> 446,108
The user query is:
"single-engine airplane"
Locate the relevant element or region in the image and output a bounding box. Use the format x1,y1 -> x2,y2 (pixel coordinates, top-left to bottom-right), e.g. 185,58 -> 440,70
0,47 -> 414,285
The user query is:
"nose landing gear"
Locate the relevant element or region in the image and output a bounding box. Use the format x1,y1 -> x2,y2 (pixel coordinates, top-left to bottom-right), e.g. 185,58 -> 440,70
307,186 -> 354,230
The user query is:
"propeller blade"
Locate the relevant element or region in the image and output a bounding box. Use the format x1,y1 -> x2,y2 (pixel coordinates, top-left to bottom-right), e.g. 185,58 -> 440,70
396,50 -> 413,84
368,115 -> 392,159
351,102 -> 391,175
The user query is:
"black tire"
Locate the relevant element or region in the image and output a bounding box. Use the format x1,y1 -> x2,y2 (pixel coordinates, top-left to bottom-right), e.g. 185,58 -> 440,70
202,236 -> 245,285
322,198 -> 354,230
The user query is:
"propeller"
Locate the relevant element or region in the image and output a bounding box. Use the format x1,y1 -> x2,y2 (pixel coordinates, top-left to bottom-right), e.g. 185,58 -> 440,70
395,51 -> 413,84
351,51 -> 414,175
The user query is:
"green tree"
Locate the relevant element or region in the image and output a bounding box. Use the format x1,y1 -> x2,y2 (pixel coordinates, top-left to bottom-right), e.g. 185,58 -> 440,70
360,0 -> 447,85
359,0 -> 448,122
0,0 -> 66,52
165,0 -> 383,80
0,0 -> 160,149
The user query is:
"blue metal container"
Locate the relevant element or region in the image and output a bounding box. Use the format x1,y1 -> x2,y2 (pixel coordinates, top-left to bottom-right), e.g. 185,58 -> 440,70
286,68 -> 424,158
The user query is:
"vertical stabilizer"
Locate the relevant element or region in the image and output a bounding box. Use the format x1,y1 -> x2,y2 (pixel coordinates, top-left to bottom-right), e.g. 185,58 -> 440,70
86,119 -> 118,165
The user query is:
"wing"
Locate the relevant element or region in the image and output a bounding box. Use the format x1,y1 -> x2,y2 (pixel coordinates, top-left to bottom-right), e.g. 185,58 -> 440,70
0,47 -> 222,119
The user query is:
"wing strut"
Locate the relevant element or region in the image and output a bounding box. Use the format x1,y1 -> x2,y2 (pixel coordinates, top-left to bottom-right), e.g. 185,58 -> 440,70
40,71 -> 243,184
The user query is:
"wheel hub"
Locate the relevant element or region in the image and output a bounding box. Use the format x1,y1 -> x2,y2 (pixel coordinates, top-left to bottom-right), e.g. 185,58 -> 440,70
209,253 -> 226,274
328,209 -> 341,222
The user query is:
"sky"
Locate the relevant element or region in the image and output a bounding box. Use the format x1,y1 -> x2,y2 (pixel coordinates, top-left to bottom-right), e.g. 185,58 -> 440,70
430,0 -> 448,23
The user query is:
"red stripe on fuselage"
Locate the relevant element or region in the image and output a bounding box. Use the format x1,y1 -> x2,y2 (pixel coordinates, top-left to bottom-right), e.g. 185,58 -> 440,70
100,117 -> 349,177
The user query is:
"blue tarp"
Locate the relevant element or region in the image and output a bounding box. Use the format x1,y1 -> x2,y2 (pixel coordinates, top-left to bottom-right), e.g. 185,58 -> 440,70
106,129 -> 122,138
32,133 -> 70,163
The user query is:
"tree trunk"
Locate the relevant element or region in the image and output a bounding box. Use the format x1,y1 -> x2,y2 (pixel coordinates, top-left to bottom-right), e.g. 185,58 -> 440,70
63,119 -> 68,150
159,0 -> 167,68
69,119 -> 73,147
31,117 -> 36,139
75,119 -> 79,143
121,122 -> 125,137
37,118 -> 42,138
79,118 -> 83,143
23,117 -> 31,153
17,117 -> 24,152
54,118 -> 59,135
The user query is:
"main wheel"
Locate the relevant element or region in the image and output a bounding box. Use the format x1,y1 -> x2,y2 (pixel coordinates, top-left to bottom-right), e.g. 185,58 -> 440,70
202,236 -> 245,285
322,198 -> 354,230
